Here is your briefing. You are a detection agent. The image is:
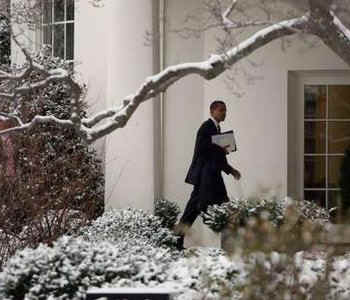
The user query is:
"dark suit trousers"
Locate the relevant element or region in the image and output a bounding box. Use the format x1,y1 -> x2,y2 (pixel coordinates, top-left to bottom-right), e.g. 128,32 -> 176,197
180,185 -> 202,226
180,182 -> 229,226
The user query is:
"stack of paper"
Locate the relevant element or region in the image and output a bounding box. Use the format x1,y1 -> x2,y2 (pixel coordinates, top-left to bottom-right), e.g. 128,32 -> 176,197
211,130 -> 237,153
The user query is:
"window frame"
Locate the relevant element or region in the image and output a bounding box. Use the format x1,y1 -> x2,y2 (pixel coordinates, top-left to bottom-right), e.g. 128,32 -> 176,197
303,84 -> 350,209
40,0 -> 75,61
288,71 -> 350,210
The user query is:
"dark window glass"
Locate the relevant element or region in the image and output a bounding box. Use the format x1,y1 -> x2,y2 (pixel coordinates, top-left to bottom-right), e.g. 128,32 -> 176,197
66,23 -> 74,60
54,24 -> 64,58
329,85 -> 350,119
304,121 -> 326,153
304,191 -> 326,208
54,0 -> 65,22
67,0 -> 75,21
328,156 -> 344,188
43,25 -> 52,45
304,85 -> 326,119
328,121 -> 350,154
328,190 -> 342,209
43,0 -> 52,24
304,156 -> 326,188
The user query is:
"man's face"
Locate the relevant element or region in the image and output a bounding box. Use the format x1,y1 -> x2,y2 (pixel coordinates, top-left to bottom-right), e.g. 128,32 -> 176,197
211,104 -> 227,122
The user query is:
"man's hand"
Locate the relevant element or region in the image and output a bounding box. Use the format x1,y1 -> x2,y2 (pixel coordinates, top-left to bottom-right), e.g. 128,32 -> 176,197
230,168 -> 241,180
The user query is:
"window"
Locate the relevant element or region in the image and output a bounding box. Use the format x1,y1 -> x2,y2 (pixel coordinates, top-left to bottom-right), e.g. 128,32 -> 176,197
303,85 -> 350,209
42,0 -> 74,60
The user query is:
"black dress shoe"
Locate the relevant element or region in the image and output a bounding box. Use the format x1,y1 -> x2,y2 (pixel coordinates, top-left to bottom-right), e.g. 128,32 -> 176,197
175,235 -> 185,251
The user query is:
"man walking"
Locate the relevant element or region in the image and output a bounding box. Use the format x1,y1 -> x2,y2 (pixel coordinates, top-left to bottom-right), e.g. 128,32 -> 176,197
174,100 -> 241,249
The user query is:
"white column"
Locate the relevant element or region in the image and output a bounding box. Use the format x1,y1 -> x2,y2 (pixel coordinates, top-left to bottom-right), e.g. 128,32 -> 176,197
104,0 -> 155,212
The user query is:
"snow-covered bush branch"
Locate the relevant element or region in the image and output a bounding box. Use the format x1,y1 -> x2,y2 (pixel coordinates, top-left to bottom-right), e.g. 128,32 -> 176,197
202,196 -> 330,233
78,207 -> 178,249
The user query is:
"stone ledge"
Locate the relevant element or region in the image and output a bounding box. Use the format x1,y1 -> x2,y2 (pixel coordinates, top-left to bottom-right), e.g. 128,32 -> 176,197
86,288 -> 178,300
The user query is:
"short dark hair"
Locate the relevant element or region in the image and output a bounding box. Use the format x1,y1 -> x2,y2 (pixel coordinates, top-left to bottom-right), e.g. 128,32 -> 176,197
210,100 -> 226,111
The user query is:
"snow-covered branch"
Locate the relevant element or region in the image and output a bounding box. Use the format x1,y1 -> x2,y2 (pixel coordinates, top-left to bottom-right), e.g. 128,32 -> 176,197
307,4 -> 350,66
222,0 -> 238,28
0,115 -> 75,137
220,0 -> 272,30
82,15 -> 308,143
330,11 -> 350,42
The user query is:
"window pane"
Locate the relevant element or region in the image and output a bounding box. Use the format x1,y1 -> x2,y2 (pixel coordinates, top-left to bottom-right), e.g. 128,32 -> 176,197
67,0 -> 74,21
328,121 -> 350,154
66,23 -> 74,60
304,121 -> 326,153
54,0 -> 65,22
304,191 -> 326,208
43,25 -> 52,45
328,156 -> 344,188
304,85 -> 326,119
329,190 -> 342,209
304,156 -> 326,188
43,0 -> 52,24
53,24 -> 64,58
329,85 -> 350,119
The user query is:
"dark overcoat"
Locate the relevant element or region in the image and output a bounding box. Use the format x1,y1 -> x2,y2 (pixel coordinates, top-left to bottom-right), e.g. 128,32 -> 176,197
185,119 -> 233,210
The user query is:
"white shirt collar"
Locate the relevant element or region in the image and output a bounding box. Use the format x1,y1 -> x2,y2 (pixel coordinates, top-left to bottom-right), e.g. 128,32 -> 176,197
210,116 -> 220,129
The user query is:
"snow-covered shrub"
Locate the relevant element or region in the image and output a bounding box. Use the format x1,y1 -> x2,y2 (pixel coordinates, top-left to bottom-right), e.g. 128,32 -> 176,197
154,198 -> 180,229
0,236 -> 175,300
327,254 -> 350,300
202,196 -> 330,233
164,252 -> 247,300
297,199 -> 331,222
2,229 -> 350,300
202,202 -> 233,232
239,251 -> 327,300
78,208 -> 178,249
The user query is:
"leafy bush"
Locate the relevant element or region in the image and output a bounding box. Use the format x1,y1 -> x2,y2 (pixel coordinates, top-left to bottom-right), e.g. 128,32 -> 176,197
0,50 -> 104,266
154,198 -> 180,229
